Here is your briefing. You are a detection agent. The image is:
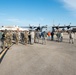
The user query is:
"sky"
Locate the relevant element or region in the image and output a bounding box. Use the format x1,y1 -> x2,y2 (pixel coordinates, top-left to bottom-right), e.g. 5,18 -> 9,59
0,0 -> 76,27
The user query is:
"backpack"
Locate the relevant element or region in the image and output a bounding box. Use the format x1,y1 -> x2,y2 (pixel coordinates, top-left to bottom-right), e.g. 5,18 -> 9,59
1,33 -> 5,40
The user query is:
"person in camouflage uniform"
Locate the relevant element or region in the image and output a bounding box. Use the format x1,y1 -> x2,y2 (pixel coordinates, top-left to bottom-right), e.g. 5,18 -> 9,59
1,29 -> 10,49
5,30 -> 11,48
20,31 -> 24,43
34,30 -> 37,43
15,31 -> 19,45
1,29 -> 7,49
9,30 -> 12,46
24,31 -> 28,45
0,30 -> 3,40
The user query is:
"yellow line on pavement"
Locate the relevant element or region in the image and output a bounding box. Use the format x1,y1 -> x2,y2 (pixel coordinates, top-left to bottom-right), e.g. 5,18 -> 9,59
0,44 -> 14,59
0,48 -> 7,59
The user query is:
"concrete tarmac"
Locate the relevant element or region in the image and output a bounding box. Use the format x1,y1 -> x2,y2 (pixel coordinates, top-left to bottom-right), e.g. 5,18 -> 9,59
0,34 -> 76,75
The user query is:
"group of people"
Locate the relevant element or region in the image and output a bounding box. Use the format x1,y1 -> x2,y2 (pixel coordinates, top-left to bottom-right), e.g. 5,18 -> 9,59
47,31 -> 54,41
47,31 -> 63,42
0,29 -> 75,50
47,30 -> 75,44
56,30 -> 75,44
0,29 -> 47,50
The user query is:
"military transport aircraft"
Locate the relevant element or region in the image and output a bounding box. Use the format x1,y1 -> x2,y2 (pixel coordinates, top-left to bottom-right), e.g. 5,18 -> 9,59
52,23 -> 76,32
21,24 -> 47,32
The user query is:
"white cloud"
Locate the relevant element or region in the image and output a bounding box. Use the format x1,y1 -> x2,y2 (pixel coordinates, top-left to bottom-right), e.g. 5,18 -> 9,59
7,18 -> 21,23
60,0 -> 76,16
61,0 -> 76,10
